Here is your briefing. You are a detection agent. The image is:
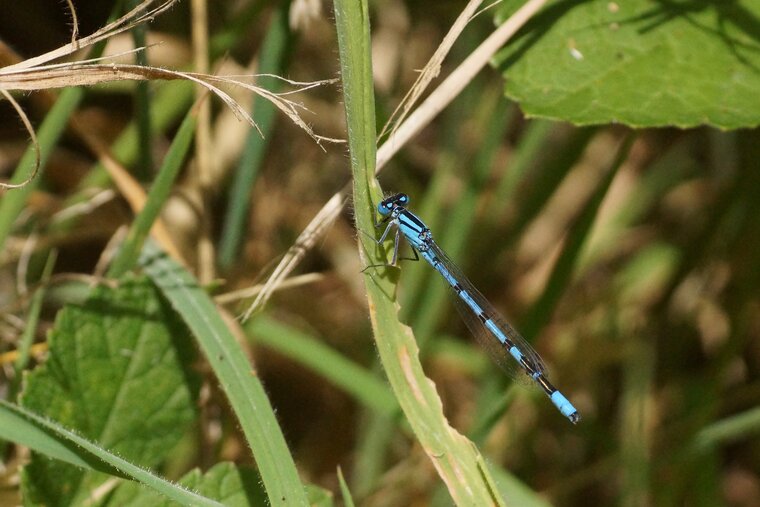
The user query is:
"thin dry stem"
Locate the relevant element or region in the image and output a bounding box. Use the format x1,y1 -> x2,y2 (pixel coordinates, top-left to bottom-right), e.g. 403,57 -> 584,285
64,0 -> 80,46
378,0 -> 483,140
239,192 -> 348,321
94,226 -> 128,277
51,189 -> 116,224
377,0 -> 548,169
470,0 -> 506,22
191,0 -> 215,283
215,272 -> 324,305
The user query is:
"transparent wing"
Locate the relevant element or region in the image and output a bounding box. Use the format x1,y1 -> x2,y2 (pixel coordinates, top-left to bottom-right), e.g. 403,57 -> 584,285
427,242 -> 547,385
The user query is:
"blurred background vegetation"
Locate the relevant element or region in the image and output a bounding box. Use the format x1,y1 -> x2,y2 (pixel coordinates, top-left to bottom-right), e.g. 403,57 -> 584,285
1,0 -> 760,505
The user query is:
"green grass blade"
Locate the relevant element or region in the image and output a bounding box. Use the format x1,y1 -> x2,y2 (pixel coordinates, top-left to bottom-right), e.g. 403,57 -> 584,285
0,401 -> 222,507
521,134 -> 634,339
333,0 -> 504,503
577,138 -> 699,272
620,338 -> 655,507
499,127 -> 598,245
218,2 -> 292,269
128,0 -> 154,181
107,106 -> 198,278
351,410 -> 396,498
140,243 -> 309,506
692,406 -> 760,453
333,0 -> 377,197
111,461 -> 267,507
492,119 -> 554,209
0,400 -> 96,469
67,80 -> 195,198
337,467 -> 356,507
108,462 -> 268,506
245,316 -> 398,417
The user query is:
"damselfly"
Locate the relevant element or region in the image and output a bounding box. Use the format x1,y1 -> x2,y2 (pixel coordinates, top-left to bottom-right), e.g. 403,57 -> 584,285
372,193 -> 580,424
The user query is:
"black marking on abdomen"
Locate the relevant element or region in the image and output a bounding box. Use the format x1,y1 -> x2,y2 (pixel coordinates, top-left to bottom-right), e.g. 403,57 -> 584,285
534,374 -> 556,396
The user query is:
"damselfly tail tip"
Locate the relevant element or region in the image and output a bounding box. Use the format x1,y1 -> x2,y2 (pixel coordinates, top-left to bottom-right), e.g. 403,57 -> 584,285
569,412 -> 581,424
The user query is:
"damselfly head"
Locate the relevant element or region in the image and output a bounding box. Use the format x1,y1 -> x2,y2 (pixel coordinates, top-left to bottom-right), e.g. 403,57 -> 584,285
377,193 -> 410,215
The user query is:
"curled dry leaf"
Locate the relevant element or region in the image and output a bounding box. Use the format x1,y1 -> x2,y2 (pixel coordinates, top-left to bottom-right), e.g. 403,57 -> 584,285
0,89 -> 40,190
0,62 -> 337,143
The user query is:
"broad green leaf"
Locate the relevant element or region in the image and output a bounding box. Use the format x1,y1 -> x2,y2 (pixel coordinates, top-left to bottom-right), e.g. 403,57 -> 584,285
20,276 -> 198,506
495,0 -> 760,128
104,462 -> 266,507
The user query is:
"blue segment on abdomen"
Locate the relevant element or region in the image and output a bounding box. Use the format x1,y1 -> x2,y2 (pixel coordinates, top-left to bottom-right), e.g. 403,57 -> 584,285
508,345 -> 524,362
484,319 -> 509,346
550,391 -> 578,418
459,290 -> 484,315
